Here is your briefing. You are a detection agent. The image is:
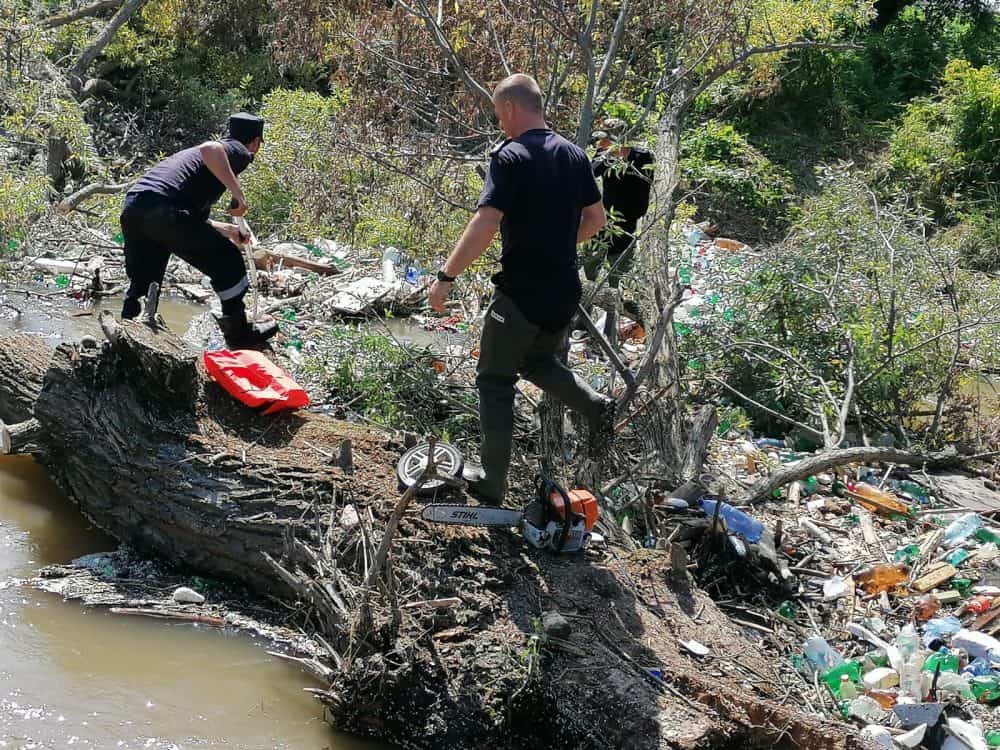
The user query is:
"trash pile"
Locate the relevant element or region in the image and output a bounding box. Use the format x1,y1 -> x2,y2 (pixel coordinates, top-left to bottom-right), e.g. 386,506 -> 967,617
664,438 -> 1000,750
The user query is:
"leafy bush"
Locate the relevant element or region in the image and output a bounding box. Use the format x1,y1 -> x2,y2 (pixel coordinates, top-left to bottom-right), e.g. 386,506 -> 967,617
886,59 -> 1000,218
302,325 -> 477,439
680,120 -> 798,239
685,174 -> 1000,447
0,166 -> 48,250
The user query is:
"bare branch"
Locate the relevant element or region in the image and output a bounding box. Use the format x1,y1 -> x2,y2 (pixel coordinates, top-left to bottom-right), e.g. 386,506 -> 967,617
42,0 -> 123,29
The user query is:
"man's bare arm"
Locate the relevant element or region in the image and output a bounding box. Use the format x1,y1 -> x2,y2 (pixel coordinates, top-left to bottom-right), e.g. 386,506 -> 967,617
578,201 -> 607,244
429,207 -> 502,312
200,141 -> 247,214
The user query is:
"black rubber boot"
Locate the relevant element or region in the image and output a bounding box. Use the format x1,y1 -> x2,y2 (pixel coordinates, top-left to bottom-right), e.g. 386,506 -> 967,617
462,463 -> 504,506
216,311 -> 279,350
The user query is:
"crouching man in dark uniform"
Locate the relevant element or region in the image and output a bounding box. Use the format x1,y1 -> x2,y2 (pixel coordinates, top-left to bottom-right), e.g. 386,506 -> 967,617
118,113 -> 277,349
428,74 -> 615,505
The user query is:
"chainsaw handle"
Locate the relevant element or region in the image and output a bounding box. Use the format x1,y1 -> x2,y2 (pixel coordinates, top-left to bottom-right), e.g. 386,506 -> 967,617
538,476 -> 576,553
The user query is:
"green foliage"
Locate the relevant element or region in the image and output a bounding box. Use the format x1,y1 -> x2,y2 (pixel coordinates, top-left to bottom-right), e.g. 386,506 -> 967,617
240,88 -> 346,238
688,173 -> 1000,445
302,325 -> 477,438
886,59 -> 1000,218
0,165 -> 48,249
680,120 -> 798,239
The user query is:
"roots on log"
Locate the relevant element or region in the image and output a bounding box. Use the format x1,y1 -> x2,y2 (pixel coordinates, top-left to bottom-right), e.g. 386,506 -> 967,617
0,321 -> 867,749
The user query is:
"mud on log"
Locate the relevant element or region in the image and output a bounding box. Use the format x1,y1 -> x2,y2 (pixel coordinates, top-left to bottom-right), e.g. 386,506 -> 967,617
0,321 -> 867,749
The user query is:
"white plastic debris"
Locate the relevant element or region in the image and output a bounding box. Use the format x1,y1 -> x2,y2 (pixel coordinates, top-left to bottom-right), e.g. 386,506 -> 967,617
340,504 -> 360,530
823,576 -> 849,600
859,726 -> 892,749
896,724 -> 927,749
862,667 -> 899,690
945,717 -> 987,750
172,586 -> 205,604
681,640 -> 710,657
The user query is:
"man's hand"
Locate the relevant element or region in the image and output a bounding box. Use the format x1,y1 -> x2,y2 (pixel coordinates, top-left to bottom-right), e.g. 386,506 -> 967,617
228,194 -> 248,217
429,280 -> 452,313
212,221 -> 245,247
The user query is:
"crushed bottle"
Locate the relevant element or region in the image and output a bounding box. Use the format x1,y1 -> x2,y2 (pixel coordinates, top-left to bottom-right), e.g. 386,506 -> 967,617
856,564 -> 909,595
943,512 -> 983,548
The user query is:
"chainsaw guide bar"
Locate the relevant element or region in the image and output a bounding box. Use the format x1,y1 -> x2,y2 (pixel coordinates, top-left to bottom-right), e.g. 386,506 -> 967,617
420,504 -> 522,527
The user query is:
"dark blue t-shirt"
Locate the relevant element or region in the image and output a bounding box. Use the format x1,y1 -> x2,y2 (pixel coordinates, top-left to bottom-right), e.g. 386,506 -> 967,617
127,139 -> 253,221
478,128 -> 602,331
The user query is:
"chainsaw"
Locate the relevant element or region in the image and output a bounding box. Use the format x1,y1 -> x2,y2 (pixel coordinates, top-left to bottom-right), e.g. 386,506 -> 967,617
421,476 -> 599,553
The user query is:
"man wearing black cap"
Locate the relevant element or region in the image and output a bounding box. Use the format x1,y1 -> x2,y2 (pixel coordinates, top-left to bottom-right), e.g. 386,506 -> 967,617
583,117 -> 655,339
118,112 -> 277,349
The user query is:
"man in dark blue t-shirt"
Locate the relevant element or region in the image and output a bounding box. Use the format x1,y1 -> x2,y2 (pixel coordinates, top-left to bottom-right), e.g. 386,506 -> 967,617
428,74 -> 614,505
119,113 -> 277,349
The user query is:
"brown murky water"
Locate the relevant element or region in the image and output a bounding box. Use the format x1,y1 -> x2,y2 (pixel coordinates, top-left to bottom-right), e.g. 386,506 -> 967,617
0,292 -> 379,749
0,457 -> 378,749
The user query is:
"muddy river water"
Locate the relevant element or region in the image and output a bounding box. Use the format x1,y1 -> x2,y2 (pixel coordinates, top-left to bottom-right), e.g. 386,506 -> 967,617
0,292 -> 377,749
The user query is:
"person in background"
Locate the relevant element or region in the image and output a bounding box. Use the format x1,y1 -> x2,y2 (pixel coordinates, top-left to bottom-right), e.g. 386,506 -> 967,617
428,74 -> 616,505
118,113 -> 277,349
582,117 -> 655,339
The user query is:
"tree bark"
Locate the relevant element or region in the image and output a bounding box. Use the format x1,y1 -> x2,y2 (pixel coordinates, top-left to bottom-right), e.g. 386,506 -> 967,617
43,0 -> 123,28
71,0 -> 150,81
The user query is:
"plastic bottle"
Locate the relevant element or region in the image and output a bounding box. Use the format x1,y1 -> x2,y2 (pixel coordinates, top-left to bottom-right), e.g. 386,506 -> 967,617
895,544 -> 921,563
923,648 -> 960,674
922,616 -> 963,646
899,657 -> 925,700
954,630 -> 1000,661
952,578 -> 973,597
914,594 -> 941,622
856,564 -> 909,595
803,637 -> 845,672
898,480 -> 929,502
986,729 -> 1000,747
976,527 -> 1000,545
943,513 -> 983,548
896,625 -> 921,663
697,498 -> 763,543
755,437 -> 785,449
849,482 -> 910,515
839,674 -> 859,699
803,476 -> 820,496
936,672 -> 974,701
822,661 -> 861,693
947,548 -> 971,567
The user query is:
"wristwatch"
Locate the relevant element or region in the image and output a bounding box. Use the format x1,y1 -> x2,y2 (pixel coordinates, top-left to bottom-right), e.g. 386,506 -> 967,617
436,270 -> 456,283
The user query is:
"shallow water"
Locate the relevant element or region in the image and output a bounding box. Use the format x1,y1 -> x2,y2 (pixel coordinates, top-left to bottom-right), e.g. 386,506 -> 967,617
0,456 -> 377,750
0,291 -> 379,749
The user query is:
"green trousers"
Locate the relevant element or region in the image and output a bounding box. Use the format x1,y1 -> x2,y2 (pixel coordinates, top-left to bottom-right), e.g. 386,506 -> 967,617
474,290 -> 607,501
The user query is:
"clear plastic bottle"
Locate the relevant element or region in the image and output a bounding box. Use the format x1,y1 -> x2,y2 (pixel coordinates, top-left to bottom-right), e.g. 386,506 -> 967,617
897,624 -> 921,663
943,512 -> 983,548
899,657 -> 925,700
839,674 -> 859,699
803,636 -> 845,672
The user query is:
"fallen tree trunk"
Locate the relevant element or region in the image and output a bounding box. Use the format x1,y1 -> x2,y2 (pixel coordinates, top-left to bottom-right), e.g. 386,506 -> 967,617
0,322 -> 866,750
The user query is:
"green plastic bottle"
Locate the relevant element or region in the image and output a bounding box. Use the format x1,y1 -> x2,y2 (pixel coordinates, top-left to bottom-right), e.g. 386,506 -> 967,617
971,676 -> 1000,703
952,578 -> 973,597
898,480 -> 929,501
803,476 -> 819,496
947,549 -> 970,567
678,266 -> 692,284
776,601 -> 797,619
923,649 -> 959,674
673,322 -> 692,337
894,544 -> 920,564
986,729 -> 1000,746
55,274 -> 69,288
821,661 -> 861,696
977,528 -> 1000,545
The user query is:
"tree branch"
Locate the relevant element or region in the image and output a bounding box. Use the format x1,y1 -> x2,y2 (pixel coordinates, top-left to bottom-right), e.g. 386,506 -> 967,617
55,181 -> 130,214
71,0 -> 150,81
42,0 -> 123,28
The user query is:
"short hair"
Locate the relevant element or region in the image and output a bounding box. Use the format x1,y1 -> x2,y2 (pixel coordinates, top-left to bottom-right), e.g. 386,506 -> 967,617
493,74 -> 544,114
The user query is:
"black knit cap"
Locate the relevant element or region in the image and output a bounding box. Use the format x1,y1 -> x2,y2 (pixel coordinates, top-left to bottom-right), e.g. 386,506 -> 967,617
228,113 -> 264,144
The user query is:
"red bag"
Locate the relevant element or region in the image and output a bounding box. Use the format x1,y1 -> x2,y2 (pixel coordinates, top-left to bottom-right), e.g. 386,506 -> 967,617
203,349 -> 310,415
